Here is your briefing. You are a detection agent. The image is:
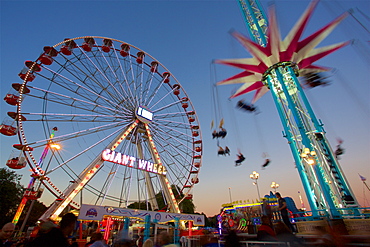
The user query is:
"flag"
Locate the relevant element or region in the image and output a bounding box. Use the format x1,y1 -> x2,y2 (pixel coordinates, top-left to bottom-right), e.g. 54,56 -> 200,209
359,174 -> 366,182
210,120 -> 214,130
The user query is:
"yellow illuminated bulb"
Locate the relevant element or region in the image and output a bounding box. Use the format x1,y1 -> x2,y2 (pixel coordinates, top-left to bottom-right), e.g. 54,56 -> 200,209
50,143 -> 61,150
307,157 -> 316,165
310,151 -> 316,156
304,148 -> 310,154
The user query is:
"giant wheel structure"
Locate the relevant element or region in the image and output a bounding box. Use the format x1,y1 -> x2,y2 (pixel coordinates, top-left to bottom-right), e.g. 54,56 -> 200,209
9,36 -> 202,220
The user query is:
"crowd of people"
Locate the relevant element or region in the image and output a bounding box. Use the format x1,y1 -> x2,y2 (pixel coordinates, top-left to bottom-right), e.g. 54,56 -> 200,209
0,214 -> 184,247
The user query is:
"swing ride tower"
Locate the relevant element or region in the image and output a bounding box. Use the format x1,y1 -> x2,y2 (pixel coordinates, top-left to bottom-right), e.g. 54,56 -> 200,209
216,0 -> 360,218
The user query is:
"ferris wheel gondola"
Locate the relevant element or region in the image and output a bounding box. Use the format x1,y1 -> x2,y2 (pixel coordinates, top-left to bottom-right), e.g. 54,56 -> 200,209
11,36 -> 202,220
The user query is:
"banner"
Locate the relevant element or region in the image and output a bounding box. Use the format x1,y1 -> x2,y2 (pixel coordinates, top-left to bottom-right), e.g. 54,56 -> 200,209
78,204 -> 205,226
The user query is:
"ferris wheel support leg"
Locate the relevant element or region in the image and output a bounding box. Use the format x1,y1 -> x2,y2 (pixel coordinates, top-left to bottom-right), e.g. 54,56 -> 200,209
39,121 -> 139,221
137,140 -> 159,210
144,123 -> 180,213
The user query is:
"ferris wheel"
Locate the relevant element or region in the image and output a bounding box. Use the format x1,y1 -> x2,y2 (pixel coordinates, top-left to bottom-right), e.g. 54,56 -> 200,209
8,36 -> 202,220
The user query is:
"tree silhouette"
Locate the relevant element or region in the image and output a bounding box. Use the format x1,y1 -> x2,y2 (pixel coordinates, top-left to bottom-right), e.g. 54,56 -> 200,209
0,168 -> 23,226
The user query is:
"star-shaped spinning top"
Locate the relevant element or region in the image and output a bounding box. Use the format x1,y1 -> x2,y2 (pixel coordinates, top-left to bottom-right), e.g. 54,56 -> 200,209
216,0 -> 348,102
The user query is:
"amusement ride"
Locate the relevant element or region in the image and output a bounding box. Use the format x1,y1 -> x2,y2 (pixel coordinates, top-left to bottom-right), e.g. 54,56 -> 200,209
1,37 -> 202,222
215,0 -> 363,219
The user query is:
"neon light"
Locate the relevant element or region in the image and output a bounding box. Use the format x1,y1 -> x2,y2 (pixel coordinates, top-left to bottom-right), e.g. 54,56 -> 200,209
101,149 -> 166,175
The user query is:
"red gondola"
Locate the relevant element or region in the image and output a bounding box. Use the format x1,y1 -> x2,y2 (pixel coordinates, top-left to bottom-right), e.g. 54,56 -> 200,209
3,83 -> 30,106
162,72 -> 171,83
13,144 -> 34,151
172,84 -> 180,96
185,194 -> 193,200
194,140 -> 202,152
150,61 -> 158,73
0,119 -> 17,136
82,37 -> 95,52
120,44 -> 130,57
102,39 -> 113,53
60,39 -> 77,55
136,52 -> 145,64
191,125 -> 199,137
6,150 -> 27,169
4,93 -> 19,106
38,46 -> 58,65
187,111 -> 195,123
7,112 -> 27,121
181,97 -> 189,109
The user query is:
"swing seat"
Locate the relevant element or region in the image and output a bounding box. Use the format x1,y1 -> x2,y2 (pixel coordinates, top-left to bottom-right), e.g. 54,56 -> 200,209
218,130 -> 227,138
235,156 -> 245,163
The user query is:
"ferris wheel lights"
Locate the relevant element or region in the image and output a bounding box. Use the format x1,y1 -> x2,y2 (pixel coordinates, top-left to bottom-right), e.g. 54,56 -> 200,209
304,148 -> 310,154
310,151 -> 316,156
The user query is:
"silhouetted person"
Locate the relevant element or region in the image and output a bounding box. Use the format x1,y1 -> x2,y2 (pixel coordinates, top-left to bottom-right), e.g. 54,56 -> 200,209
157,231 -> 177,247
257,215 -> 277,241
218,128 -> 227,138
224,146 -> 230,155
26,213 -> 77,247
0,222 -> 15,247
275,221 -> 305,246
262,159 -> 270,169
218,146 -> 225,156
224,230 -> 241,247
235,153 -> 245,166
276,192 -> 295,233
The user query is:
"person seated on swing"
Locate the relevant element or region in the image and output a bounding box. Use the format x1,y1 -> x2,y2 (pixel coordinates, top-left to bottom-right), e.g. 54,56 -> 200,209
262,159 -> 270,169
212,130 -> 219,139
224,146 -> 230,155
235,152 -> 245,166
218,127 -> 227,138
335,144 -> 344,158
237,100 -> 256,112
218,146 -> 225,156
304,72 -> 329,88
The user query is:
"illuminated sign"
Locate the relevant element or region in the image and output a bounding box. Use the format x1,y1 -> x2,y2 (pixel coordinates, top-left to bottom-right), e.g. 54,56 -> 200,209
101,149 -> 166,175
136,106 -> 153,122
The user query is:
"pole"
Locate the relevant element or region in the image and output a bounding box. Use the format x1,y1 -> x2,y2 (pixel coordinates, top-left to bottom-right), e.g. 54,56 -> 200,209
19,200 -> 35,235
228,187 -> 232,203
255,181 -> 261,200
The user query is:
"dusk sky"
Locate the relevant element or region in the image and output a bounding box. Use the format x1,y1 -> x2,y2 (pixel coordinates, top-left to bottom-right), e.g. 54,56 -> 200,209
1,0 -> 369,217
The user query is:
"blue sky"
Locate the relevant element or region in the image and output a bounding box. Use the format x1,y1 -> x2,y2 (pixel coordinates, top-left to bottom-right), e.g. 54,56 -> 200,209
1,0 -> 369,217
